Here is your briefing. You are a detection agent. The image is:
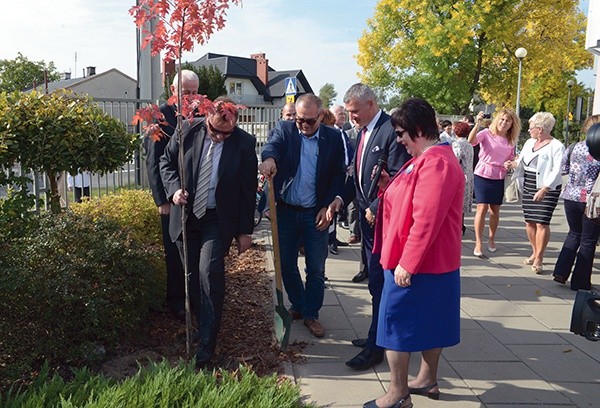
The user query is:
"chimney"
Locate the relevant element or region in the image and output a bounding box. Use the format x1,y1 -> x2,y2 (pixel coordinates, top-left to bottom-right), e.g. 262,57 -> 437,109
61,72 -> 71,80
250,53 -> 268,86
86,66 -> 96,76
162,58 -> 175,89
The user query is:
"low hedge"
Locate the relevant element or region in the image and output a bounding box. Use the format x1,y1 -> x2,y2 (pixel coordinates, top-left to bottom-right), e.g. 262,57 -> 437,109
0,190 -> 165,389
1,361 -> 313,408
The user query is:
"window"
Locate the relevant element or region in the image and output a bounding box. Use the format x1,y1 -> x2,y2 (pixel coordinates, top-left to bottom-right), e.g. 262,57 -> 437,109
228,81 -> 242,96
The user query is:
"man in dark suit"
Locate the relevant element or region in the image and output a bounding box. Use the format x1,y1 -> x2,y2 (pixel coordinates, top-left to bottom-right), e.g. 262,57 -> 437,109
260,94 -> 346,338
330,83 -> 410,370
145,69 -> 199,320
160,96 -> 258,366
328,104 -> 354,255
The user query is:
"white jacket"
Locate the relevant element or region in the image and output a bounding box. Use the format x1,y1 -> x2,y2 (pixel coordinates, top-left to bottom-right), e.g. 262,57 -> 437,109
513,138 -> 564,190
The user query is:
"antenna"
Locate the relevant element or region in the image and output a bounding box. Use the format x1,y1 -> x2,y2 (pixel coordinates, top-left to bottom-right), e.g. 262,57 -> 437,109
74,52 -> 77,78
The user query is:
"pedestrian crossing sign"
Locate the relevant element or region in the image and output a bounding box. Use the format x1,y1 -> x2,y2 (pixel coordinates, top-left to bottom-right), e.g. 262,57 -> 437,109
285,77 -> 297,95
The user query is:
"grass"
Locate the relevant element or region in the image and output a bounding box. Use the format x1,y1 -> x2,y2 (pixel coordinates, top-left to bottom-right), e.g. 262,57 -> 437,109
1,360 -> 314,408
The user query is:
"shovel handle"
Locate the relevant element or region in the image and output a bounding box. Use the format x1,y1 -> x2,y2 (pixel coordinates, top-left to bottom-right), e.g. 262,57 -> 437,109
266,177 -> 284,292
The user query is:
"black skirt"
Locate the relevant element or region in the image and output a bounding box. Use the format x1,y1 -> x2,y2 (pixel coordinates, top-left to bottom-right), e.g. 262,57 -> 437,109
474,174 -> 504,205
522,169 -> 560,225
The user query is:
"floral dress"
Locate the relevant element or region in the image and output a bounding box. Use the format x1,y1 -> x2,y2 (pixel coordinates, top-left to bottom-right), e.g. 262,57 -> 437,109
452,138 -> 474,213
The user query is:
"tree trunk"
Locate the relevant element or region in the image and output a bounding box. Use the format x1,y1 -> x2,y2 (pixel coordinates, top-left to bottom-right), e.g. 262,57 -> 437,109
46,170 -> 62,214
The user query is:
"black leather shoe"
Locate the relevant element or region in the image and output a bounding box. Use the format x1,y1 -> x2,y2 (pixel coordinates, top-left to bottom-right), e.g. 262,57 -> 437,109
335,239 -> 349,247
195,347 -> 212,369
346,348 -> 384,370
352,270 -> 369,283
351,338 -> 368,347
329,243 -> 339,255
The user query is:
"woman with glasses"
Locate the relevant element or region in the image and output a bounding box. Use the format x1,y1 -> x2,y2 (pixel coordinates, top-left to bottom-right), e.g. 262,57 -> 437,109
506,112 -> 564,273
363,98 -> 464,408
468,109 -> 521,257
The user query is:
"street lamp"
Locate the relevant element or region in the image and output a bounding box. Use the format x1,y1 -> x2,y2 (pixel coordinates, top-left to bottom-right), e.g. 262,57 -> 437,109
565,79 -> 575,146
514,47 -> 527,118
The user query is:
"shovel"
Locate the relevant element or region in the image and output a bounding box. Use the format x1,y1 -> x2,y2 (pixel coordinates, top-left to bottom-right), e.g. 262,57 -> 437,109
266,177 -> 292,350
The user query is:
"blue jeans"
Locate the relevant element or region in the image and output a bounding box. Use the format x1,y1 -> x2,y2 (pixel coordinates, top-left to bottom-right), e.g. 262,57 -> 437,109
553,200 -> 600,290
277,205 -> 328,320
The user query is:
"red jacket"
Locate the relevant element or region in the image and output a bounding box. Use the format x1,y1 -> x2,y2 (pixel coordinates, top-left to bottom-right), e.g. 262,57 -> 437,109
374,145 -> 464,274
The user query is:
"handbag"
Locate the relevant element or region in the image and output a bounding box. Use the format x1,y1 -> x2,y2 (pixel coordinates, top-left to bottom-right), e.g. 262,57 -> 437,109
584,176 -> 600,224
504,178 -> 521,203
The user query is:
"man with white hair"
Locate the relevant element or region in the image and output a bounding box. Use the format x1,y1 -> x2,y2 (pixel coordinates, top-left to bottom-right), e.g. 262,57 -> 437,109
145,69 -> 199,321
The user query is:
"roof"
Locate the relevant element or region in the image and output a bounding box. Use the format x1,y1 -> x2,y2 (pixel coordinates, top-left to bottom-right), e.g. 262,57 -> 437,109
188,53 -> 313,102
27,68 -> 136,93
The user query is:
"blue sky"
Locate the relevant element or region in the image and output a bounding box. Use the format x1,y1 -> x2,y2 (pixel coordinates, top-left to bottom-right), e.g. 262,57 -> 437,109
2,0 -> 594,104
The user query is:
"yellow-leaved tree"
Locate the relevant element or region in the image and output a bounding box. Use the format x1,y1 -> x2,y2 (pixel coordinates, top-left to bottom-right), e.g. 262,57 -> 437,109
357,0 -> 592,115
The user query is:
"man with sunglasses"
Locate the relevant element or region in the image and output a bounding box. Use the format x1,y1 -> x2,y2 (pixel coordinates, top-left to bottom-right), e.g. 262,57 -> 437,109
160,96 -> 258,367
260,94 -> 346,338
329,83 -> 410,370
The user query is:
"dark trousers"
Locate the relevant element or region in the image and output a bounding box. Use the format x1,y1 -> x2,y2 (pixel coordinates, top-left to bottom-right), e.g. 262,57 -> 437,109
553,200 -> 600,290
360,210 -> 384,353
347,199 -> 361,238
74,186 -> 90,203
176,210 -> 225,357
161,214 -> 185,312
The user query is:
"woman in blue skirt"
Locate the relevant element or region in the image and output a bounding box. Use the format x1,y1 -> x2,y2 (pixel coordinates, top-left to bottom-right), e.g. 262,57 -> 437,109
363,98 -> 464,408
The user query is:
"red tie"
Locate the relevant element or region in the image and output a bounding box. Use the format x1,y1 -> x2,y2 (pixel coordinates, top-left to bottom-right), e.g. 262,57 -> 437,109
355,127 -> 367,175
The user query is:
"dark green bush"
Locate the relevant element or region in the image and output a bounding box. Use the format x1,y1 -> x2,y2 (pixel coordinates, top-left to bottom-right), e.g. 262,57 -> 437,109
0,211 -> 163,388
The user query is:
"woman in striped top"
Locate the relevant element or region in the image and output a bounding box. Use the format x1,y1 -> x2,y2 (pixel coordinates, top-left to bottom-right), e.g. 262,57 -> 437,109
506,112 -> 564,273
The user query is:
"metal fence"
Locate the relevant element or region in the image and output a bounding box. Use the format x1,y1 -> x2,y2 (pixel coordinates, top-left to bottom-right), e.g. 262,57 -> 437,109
1,99 -> 281,211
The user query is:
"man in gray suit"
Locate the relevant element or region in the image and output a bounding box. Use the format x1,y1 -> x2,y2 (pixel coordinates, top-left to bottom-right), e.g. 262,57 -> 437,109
330,83 -> 410,370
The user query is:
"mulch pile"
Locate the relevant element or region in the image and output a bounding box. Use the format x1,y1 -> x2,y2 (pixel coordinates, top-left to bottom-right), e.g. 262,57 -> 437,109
100,243 -> 306,380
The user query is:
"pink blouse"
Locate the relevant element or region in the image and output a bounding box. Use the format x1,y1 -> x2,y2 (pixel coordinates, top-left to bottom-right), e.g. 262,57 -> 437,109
472,129 -> 515,180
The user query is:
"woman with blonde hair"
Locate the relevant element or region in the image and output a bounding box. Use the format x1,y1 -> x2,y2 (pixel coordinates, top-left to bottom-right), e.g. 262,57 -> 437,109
506,112 -> 564,273
468,109 -> 521,257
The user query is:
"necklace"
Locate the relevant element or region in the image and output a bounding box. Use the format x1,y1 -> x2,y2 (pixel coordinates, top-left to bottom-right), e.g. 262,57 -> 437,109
419,143 -> 437,156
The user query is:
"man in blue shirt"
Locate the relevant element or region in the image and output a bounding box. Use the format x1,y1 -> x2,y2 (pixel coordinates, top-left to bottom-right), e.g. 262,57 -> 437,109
260,94 -> 346,338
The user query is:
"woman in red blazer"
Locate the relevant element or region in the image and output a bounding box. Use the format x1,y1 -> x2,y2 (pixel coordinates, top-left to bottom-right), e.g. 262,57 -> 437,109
363,98 -> 464,408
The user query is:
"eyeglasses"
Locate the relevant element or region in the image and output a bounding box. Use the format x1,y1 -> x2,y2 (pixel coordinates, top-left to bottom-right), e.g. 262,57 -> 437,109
208,120 -> 234,137
395,129 -> 407,138
295,116 -> 320,126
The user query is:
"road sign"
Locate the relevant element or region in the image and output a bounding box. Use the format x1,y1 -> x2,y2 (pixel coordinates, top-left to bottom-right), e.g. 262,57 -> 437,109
285,77 -> 297,96
286,95 -> 295,104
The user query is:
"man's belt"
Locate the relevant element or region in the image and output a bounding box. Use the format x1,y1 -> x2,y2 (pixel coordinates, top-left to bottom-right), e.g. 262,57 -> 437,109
277,200 -> 316,212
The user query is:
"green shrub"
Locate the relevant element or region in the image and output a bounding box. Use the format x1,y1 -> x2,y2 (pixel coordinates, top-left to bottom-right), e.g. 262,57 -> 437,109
70,189 -> 161,248
1,361 -> 313,408
0,210 -> 163,388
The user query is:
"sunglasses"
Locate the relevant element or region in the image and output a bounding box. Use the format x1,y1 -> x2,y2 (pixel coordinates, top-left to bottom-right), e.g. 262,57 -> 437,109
395,129 -> 407,138
295,116 -> 320,126
208,120 -> 234,137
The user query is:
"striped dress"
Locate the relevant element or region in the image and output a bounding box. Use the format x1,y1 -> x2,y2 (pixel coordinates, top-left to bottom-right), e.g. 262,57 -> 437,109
521,149 -> 561,225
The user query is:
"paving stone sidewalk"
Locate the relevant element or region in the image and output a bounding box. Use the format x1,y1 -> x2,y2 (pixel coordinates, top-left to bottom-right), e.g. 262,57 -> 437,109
259,202 -> 599,407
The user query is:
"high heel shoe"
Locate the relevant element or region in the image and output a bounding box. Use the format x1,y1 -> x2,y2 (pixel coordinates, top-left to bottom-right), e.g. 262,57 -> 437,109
532,264 -> 543,274
408,383 -> 440,400
523,258 -> 534,265
363,394 -> 412,408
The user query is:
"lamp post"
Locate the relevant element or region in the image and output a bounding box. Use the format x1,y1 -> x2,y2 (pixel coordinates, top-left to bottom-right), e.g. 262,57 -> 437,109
565,79 -> 575,146
514,47 -> 527,118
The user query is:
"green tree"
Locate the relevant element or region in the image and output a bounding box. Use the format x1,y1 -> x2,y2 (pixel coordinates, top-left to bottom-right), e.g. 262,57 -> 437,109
162,64 -> 227,101
0,53 -> 60,92
318,83 -> 337,108
0,90 -> 139,214
183,63 -> 227,99
358,0 -> 592,115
